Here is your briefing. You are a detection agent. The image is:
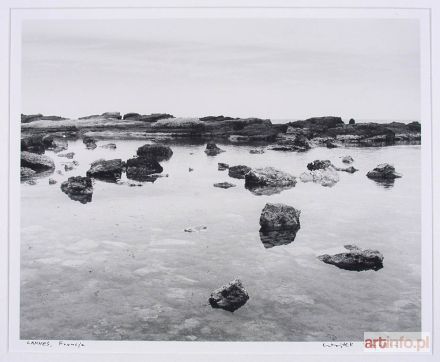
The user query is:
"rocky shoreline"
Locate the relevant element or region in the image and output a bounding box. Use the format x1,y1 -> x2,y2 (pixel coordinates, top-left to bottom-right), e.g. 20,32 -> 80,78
21,113 -> 421,147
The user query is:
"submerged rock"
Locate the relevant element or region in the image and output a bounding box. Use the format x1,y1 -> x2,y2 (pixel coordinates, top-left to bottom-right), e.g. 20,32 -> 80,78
48,178 -> 57,185
86,159 -> 123,181
58,152 -> 75,159
63,160 -> 79,172
213,182 -> 236,189
205,142 -> 225,156
245,167 -> 297,196
21,167 -> 36,179
100,143 -> 117,150
228,165 -> 251,179
342,155 -> 354,164
208,279 -> 249,312
318,245 -> 384,271
136,144 -> 173,161
21,151 -> 55,171
60,176 -> 93,204
218,162 -> 229,171
366,164 -> 402,180
83,136 -> 97,150
125,157 -> 163,181
184,225 -> 207,232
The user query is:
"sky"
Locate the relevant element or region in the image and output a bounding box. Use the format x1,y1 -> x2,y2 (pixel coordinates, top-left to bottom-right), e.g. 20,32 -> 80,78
21,18 -> 420,121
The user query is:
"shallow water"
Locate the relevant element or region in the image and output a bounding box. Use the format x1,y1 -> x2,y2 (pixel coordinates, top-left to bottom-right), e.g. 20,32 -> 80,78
20,140 -> 421,341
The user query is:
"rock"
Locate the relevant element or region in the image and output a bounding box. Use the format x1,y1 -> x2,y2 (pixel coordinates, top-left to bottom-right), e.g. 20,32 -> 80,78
341,155 -> 354,164
318,245 -> 384,271
205,142 -> 225,156
60,176 -> 93,204
125,157 -> 163,181
48,178 -> 57,185
270,133 -> 311,152
189,167 -> 194,172
136,144 -> 173,161
21,113 -> 43,123
63,160 -> 79,171
307,160 -> 334,171
349,118 -> 355,125
338,166 -> 358,173
101,112 -> 122,119
21,167 -> 36,179
86,159 -> 123,181
124,113 -> 174,122
245,167 -> 297,195
152,117 -> 204,129
287,116 -> 345,138
218,163 -> 229,171
58,152 -> 75,159
407,121 -> 421,132
100,143 -> 117,150
21,135 -> 45,154
200,115 -> 236,122
21,151 -> 55,171
122,112 -> 141,120
228,165 -> 251,179
83,136 -> 97,150
300,168 -> 340,187
213,182 -> 236,189
249,148 -> 265,154
184,225 -> 207,232
208,279 -> 249,312
25,179 -> 37,185
325,140 -> 339,148
366,164 -> 402,180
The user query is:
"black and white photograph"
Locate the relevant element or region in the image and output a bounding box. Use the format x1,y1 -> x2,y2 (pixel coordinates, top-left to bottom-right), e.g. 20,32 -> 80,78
1,1 -> 440,361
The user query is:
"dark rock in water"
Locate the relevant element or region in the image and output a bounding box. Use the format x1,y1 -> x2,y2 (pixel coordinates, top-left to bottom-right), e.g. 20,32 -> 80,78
21,167 -> 36,179
271,132 -> 311,152
83,136 -> 97,150
307,160 -> 334,171
318,245 -> 384,271
26,179 -> 37,185
184,225 -> 207,232
228,165 -> 251,179
21,151 -> 55,171
341,155 -> 354,164
101,112 -> 122,119
349,118 -> 355,125
214,182 -> 236,189
325,139 -> 339,148
245,167 -> 297,196
218,162 -> 229,171
58,152 -> 75,159
100,143 -> 117,150
63,160 -> 79,171
60,176 -> 93,204
208,279 -> 249,312
189,167 -> 194,172
48,178 -> 57,185
249,148 -> 265,154
205,142 -> 225,156
136,144 -> 173,161
122,112 -> 140,120
200,115 -> 237,122
21,135 -> 45,154
338,166 -> 358,174
367,164 -> 402,180
86,159 -> 123,181
287,116 -> 344,138
259,203 -> 301,232
126,157 -> 163,181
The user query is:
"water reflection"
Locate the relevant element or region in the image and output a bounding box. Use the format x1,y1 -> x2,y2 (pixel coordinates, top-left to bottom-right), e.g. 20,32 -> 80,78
246,185 -> 295,196
259,229 -> 299,248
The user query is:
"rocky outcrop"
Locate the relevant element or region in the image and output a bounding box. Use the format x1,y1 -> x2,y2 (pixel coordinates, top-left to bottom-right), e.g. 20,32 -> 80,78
271,130 -> 311,152
123,113 -> 174,122
125,157 -> 163,181
86,159 -> 123,181
318,245 -> 384,271
342,155 -> 354,164
101,143 -> 117,150
208,279 -> 249,312
325,140 -> 339,148
213,182 -> 236,189
228,165 -> 251,179
200,115 -> 236,122
21,151 -> 55,171
349,118 -> 355,125
259,203 -> 301,248
307,160 -> 334,171
101,112 -> 122,119
366,164 -> 402,180
21,135 -> 45,154
21,167 -> 36,179
21,114 -> 67,123
287,116 -> 344,138
83,136 -> 97,150
218,162 -> 229,171
245,167 -> 297,196
205,142 -> 225,156
136,144 -> 173,161
60,176 -> 93,204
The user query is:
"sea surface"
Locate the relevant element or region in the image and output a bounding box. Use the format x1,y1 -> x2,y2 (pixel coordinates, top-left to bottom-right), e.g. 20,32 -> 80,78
20,140 -> 421,341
